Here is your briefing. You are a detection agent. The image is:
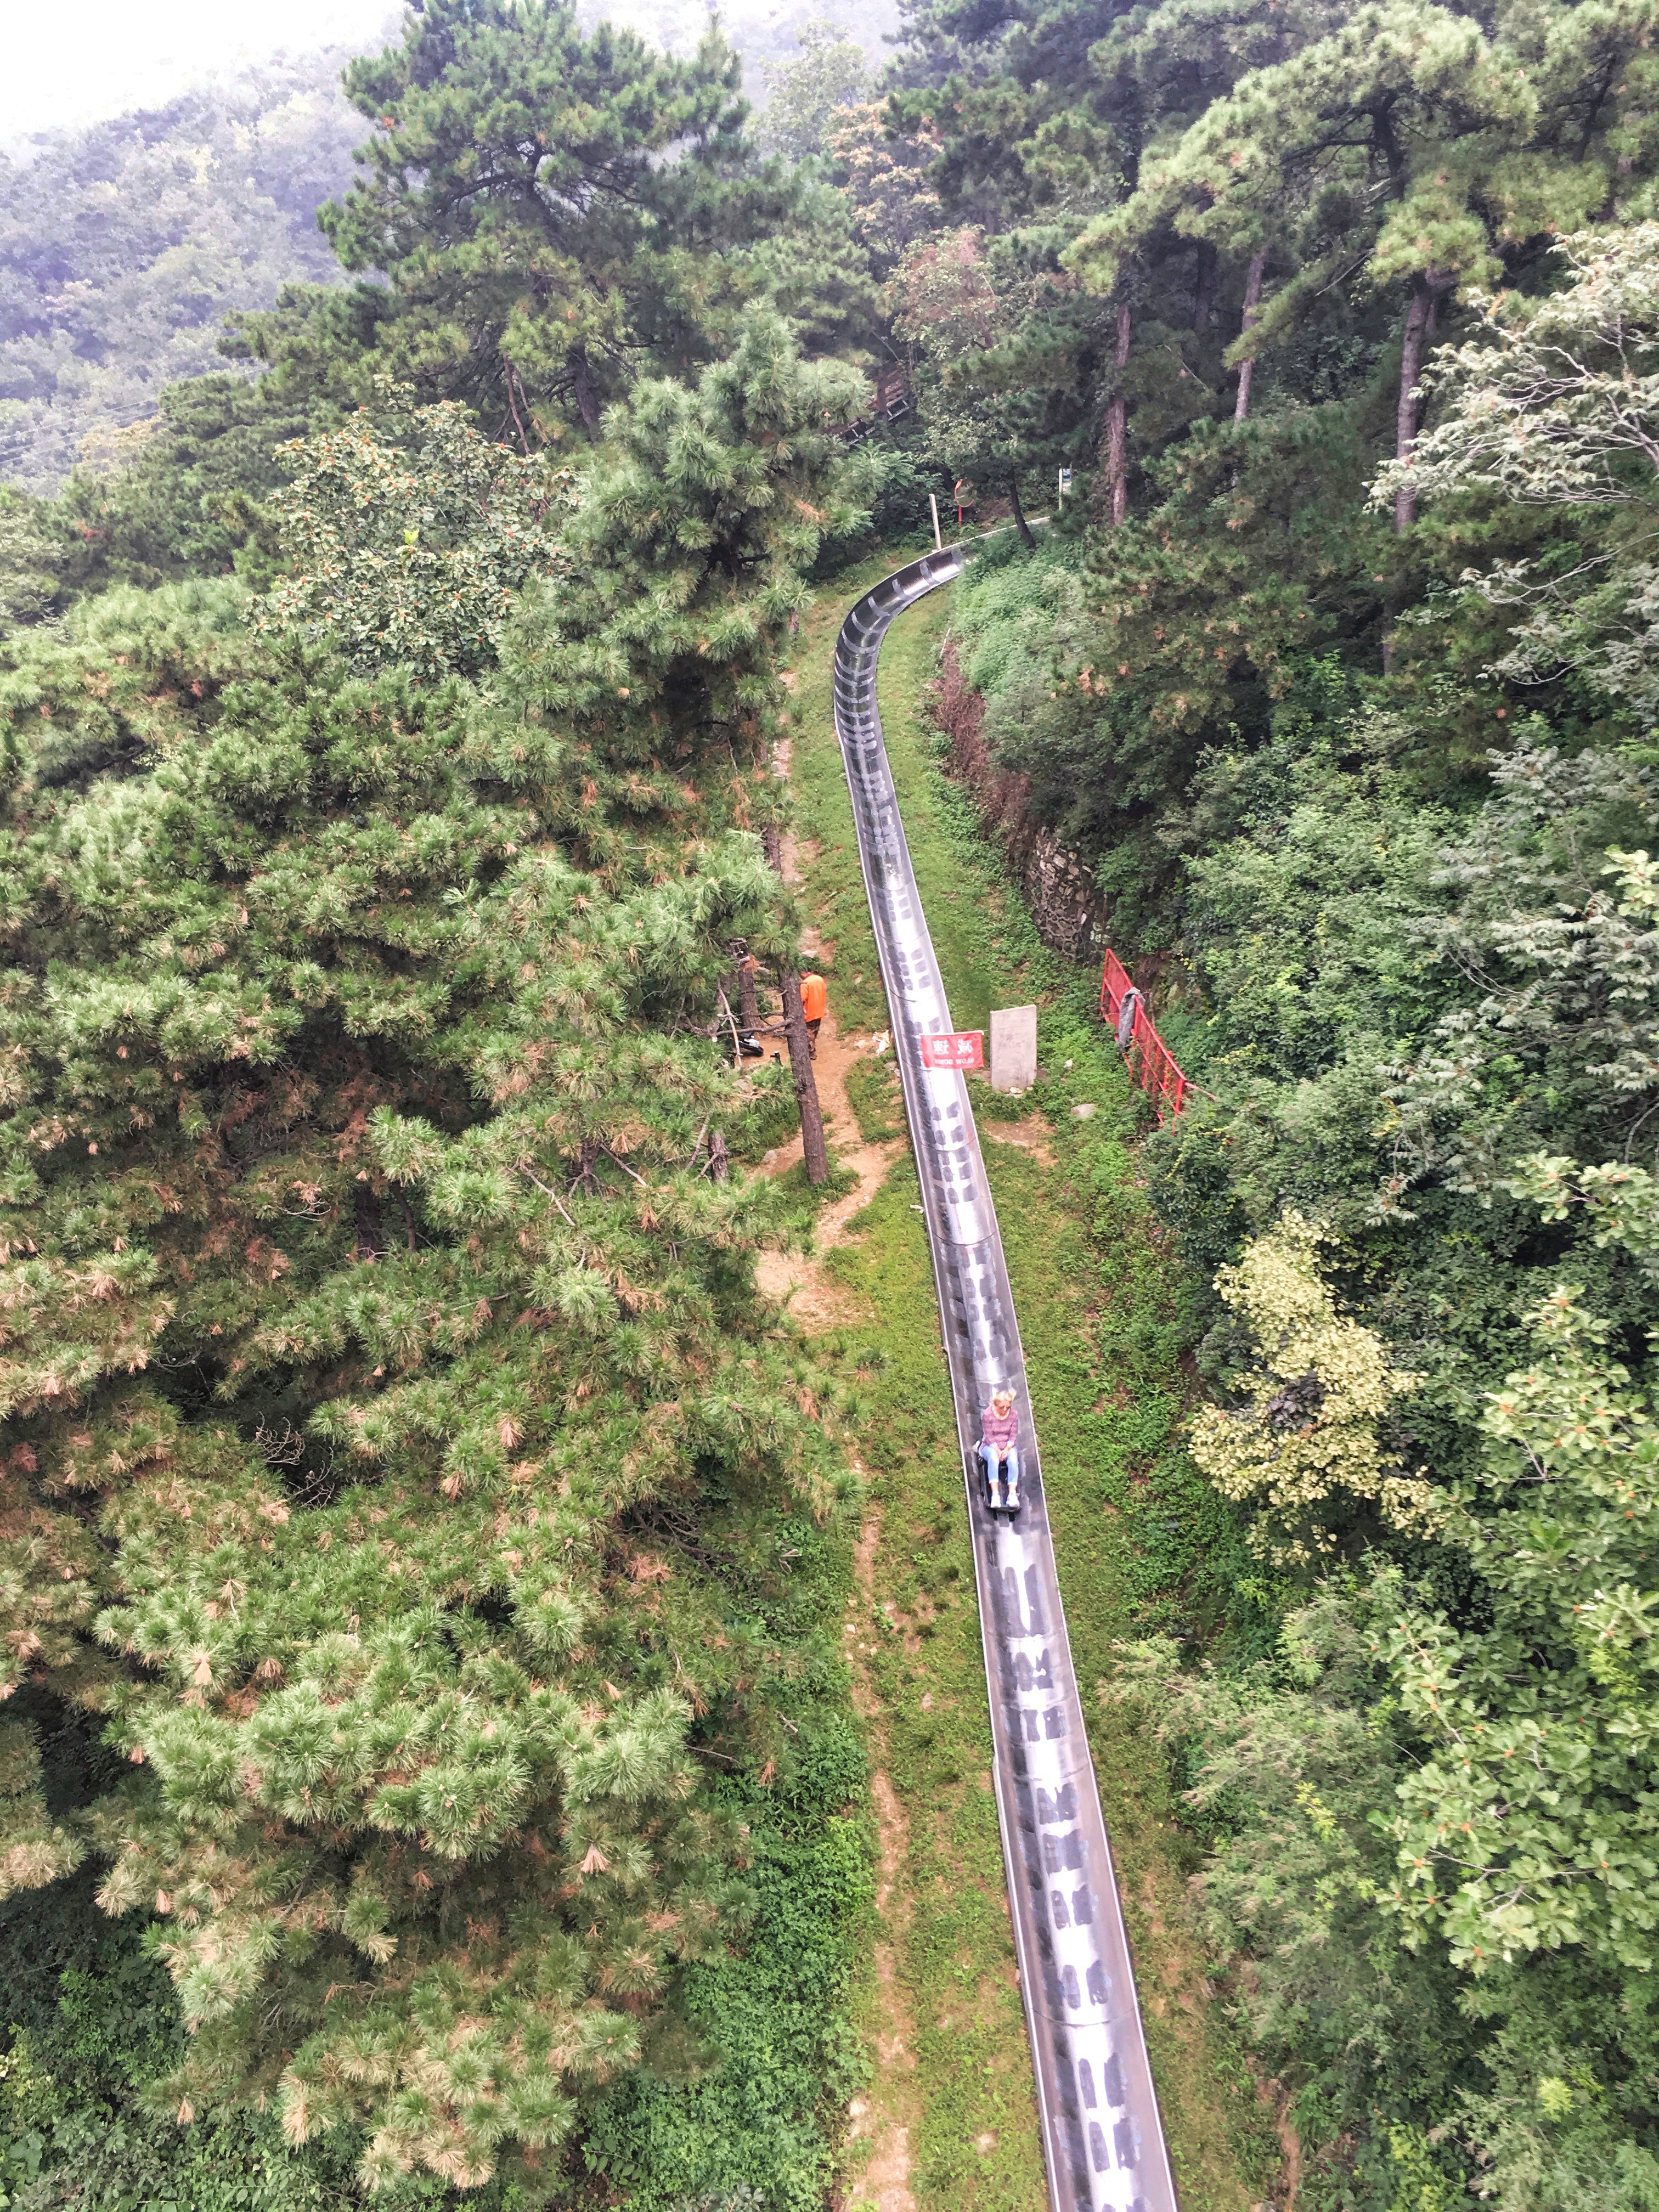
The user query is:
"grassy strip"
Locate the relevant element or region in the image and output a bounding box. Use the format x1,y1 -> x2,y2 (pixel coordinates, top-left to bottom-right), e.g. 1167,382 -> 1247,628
580,1505 -> 871,2210
787,568 -> 1276,2212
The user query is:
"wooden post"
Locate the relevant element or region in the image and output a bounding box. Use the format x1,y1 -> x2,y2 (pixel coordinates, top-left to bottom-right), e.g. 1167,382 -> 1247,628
780,966 -> 830,1186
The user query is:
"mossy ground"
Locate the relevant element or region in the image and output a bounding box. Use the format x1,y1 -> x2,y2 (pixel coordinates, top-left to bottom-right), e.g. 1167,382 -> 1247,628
783,562 -> 1276,2212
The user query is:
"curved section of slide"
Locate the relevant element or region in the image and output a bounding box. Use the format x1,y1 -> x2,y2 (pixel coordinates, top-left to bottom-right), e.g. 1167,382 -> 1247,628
831,549 -> 1178,2212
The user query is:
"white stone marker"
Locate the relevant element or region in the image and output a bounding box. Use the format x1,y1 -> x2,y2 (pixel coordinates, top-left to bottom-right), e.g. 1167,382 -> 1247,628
989,1004 -> 1037,1092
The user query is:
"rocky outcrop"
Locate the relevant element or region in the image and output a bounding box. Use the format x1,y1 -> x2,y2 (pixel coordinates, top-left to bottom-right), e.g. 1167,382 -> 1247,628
928,636 -> 1108,963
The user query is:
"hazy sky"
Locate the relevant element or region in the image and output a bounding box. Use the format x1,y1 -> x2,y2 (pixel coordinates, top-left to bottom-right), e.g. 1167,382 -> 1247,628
1,0 -> 401,144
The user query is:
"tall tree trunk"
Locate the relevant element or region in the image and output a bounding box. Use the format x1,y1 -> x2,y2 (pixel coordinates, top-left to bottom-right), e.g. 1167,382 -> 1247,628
709,1127 -> 729,1184
1393,272 -> 1443,535
1103,299 -> 1132,525
353,1183 -> 385,1262
761,827 -> 828,1186
779,966 -> 829,1186
1008,472 -> 1036,549
1192,239 -> 1216,334
569,348 -> 603,439
1233,250 -> 1267,424
736,950 -> 758,1033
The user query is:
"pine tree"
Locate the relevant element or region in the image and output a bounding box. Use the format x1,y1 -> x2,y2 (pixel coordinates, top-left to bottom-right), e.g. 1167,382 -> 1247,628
891,0 -> 1347,507
0,318 -> 866,2196
490,312 -> 872,877
305,0 -> 799,439
1067,0 -> 1659,525
51,371 -> 335,597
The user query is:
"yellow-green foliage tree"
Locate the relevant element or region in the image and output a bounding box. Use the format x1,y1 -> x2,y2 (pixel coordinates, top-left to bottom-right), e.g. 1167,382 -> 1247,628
261,383 -> 568,680
1190,1213 -> 1436,1561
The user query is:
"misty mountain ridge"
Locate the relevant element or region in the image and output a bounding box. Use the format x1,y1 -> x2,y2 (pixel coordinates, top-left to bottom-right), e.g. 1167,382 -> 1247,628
0,0 -> 895,495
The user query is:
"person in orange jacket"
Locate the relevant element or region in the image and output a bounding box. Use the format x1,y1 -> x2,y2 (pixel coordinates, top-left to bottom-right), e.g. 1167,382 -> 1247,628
800,972 -> 827,1058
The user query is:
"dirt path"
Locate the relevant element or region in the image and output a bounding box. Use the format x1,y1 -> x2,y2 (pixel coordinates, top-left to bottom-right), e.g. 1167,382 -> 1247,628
752,986 -> 901,1323
757,749 -> 919,2209
843,1507 -> 921,2212
754,746 -> 903,1322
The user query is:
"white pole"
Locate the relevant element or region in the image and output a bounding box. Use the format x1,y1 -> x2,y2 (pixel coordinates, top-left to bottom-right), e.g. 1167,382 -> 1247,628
929,492 -> 943,551
1058,467 -> 1065,506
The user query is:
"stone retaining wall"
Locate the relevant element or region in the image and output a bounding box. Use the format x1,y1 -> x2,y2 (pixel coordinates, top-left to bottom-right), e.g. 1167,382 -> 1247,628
928,635 -> 1109,964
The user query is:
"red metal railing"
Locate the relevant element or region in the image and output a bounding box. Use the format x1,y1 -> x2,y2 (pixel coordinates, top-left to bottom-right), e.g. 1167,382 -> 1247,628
1099,949 -> 1190,1120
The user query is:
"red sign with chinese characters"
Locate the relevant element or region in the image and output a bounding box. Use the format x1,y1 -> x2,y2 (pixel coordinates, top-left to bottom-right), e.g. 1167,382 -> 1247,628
918,1031 -> 984,1070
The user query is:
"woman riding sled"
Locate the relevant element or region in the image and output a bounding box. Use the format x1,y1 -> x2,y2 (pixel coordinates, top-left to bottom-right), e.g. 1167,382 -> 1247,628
978,1387 -> 1020,1512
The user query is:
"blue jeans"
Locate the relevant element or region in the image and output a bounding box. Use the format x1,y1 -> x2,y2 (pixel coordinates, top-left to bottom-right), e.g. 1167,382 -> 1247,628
979,1443 -> 1020,1491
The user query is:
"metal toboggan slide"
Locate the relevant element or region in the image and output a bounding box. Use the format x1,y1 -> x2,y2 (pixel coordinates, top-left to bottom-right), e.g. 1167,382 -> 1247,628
831,549 -> 1178,2212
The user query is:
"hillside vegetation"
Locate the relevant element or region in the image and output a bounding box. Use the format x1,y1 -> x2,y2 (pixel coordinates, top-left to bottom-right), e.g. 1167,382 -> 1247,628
915,4 -> 1659,2201
0,0 -> 1657,2208
0,54 -> 365,496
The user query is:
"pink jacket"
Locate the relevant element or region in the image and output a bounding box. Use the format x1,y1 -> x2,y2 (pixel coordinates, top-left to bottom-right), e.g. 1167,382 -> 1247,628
980,1404 -> 1019,1454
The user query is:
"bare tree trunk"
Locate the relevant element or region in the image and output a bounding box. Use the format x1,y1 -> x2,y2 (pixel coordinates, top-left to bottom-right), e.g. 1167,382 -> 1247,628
780,966 -> 829,1186
724,944 -> 760,1035
736,951 -> 758,1033
709,1127 -> 729,1184
1393,273 -> 1443,534
761,825 -> 828,1186
1008,472 -> 1036,549
1192,239 -> 1216,333
569,349 -> 603,439
1103,299 -> 1132,525
1234,250 -> 1267,424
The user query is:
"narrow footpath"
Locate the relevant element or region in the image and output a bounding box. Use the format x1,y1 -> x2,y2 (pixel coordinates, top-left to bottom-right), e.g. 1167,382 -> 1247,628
757,741 -> 924,2210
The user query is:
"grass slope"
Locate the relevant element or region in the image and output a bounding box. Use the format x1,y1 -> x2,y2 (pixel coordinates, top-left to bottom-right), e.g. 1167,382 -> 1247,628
786,560 -> 1276,2212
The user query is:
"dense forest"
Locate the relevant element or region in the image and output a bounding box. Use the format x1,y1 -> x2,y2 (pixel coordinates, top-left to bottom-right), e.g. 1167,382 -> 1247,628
1,0 -> 1657,2208
0,1 -> 894,501
0,52 -> 366,496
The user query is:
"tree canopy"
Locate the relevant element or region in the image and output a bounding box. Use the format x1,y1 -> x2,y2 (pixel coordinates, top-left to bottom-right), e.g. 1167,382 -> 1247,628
9,0 -> 1659,2202
0,320 -> 867,2197
303,0 -> 803,438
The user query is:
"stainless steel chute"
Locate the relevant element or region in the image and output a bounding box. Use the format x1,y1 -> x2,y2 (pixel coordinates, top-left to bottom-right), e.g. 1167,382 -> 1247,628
830,550 -> 1178,2212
